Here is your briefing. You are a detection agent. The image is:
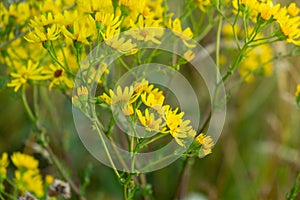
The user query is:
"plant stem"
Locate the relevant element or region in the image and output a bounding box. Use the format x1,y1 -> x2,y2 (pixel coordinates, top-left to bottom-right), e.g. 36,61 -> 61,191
173,157 -> 195,199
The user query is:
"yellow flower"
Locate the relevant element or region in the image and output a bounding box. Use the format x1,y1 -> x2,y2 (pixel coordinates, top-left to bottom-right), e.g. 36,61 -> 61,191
183,50 -> 195,61
101,25 -> 138,54
11,152 -> 39,170
100,86 -> 137,115
7,60 -> 47,92
195,0 -> 211,12
0,152 -> 9,179
136,109 -> 163,132
141,92 -> 165,108
77,0 -> 114,13
29,12 -> 56,27
164,106 -> 191,147
72,86 -> 89,108
259,3 -> 280,21
287,3 -> 300,17
95,11 -> 122,29
24,24 -> 61,43
278,17 -> 300,45
42,64 -> 73,89
167,18 -> 195,48
61,15 -> 97,45
196,133 -> 214,156
45,175 -> 54,185
15,169 -> 44,198
296,84 -> 300,96
127,15 -> 164,44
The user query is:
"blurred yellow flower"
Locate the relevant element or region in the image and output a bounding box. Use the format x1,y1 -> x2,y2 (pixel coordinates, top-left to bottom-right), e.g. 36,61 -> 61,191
45,175 -> 54,185
195,0 -> 211,12
15,169 -> 44,198
0,152 -> 9,180
11,152 -> 39,170
296,84 -> 300,96
287,2 -> 300,17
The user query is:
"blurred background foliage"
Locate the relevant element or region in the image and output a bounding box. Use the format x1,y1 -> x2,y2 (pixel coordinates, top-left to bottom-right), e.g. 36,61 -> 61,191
1,0 -> 300,199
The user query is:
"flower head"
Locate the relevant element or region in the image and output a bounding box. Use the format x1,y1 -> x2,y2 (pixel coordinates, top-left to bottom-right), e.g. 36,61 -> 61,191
7,60 -> 47,92
137,109 -> 164,132
11,152 -> 39,170
196,133 -> 214,156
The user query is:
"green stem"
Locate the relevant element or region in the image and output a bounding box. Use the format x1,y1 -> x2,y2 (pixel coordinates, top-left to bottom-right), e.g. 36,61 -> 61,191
94,119 -> 120,178
215,3 -> 223,68
21,86 -> 36,124
139,134 -> 167,149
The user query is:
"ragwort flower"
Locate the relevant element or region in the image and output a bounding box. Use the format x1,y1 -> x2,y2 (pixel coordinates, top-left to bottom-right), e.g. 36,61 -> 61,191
7,60 -> 47,92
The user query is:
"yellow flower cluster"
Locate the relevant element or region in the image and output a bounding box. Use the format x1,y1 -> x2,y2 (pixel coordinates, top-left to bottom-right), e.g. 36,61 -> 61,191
233,1 -> 300,45
99,79 -> 212,148
0,152 -> 70,199
11,152 -> 44,198
1,0 -> 196,93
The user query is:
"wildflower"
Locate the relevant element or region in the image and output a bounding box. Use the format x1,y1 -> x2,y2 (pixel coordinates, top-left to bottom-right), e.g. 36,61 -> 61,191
141,92 -> 165,108
196,133 -> 214,156
99,86 -> 137,115
167,18 -> 195,48
133,79 -> 150,94
95,11 -> 122,29
45,175 -> 54,185
15,169 -> 44,198
259,3 -> 280,21
24,24 -> 61,43
195,0 -> 212,12
136,109 -> 164,132
11,152 -> 39,170
42,64 -> 73,89
101,26 -> 138,54
100,86 -> 136,105
61,15 -> 97,45
287,3 -> 300,17
164,106 -> 191,147
29,12 -> 56,27
77,0 -> 114,14
296,84 -> 300,96
7,60 -> 47,92
49,179 -> 71,199
127,15 -> 164,44
0,152 -> 9,180
278,17 -> 300,46
183,50 -> 195,61
72,86 -> 89,108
